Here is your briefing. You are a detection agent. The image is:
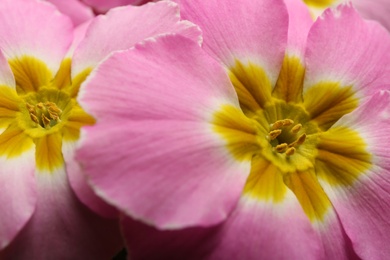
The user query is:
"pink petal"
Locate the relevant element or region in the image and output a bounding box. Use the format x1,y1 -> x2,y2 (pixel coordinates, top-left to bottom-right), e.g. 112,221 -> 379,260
66,20 -> 93,58
77,35 -> 250,228
45,0 -> 94,26
83,0 -> 152,13
71,1 -> 201,78
284,0 -> 313,57
122,216 -> 220,260
0,150 -> 36,250
0,50 -> 15,88
0,167 -> 123,259
177,0 -> 288,84
0,0 -> 73,74
318,91 -> 390,259
353,0 -> 390,31
303,4 -> 390,96
63,141 -> 119,218
123,196 -> 358,259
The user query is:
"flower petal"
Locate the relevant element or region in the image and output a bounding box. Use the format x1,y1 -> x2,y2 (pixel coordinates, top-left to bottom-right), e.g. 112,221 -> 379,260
83,0 -> 152,13
77,35 -> 250,228
177,0 -> 288,84
0,150 -> 36,250
303,4 -> 390,96
45,0 -> 94,26
316,91 -> 390,259
63,141 -> 119,218
353,0 -> 390,31
0,87 -> 20,130
123,186 -> 357,259
0,167 -> 123,259
284,0 -> 313,57
71,1 -> 201,78
122,216 -> 220,260
0,50 -> 15,88
0,0 -> 73,74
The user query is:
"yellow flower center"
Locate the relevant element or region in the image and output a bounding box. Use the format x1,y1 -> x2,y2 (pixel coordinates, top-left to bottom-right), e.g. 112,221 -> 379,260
213,56 -> 372,222
0,56 -> 94,173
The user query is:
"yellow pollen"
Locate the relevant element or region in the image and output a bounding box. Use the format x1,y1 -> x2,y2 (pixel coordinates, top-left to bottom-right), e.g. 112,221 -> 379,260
25,101 -> 63,129
268,118 -> 308,156
269,129 -> 282,140
291,124 -> 302,134
30,113 -> 39,124
289,133 -> 307,148
271,119 -> 294,130
282,119 -> 294,127
275,143 -> 288,153
286,147 -> 296,156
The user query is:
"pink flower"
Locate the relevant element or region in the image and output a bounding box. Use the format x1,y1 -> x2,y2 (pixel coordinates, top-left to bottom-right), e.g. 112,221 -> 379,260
77,0 -> 390,258
303,0 -> 390,31
44,0 -> 156,26
0,0 -> 200,258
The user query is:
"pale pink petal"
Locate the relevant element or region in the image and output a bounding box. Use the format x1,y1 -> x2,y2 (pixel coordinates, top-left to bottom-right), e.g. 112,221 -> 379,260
77,35 -> 250,228
303,4 -> 390,96
0,150 -> 36,250
0,0 -> 73,74
0,167 -> 123,259
45,0 -> 94,26
353,0 -> 390,31
63,141 -> 119,218
65,20 -> 93,58
284,0 -> 313,57
177,0 -> 288,84
71,1 -> 201,78
0,49 -> 15,88
83,0 -> 152,13
318,91 -> 390,259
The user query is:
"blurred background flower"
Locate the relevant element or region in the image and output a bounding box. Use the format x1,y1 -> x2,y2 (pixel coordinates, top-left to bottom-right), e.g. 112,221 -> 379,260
303,0 -> 390,31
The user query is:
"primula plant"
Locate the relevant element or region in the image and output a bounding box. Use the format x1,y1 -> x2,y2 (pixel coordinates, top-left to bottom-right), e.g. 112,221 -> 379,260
0,0 -> 200,258
77,0 -> 390,259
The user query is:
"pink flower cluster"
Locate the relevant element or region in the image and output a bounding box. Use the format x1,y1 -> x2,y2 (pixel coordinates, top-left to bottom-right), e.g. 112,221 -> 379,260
0,0 -> 389,259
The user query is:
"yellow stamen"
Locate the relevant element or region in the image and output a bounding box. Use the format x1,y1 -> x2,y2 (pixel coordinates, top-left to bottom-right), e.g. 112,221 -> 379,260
291,124 -> 302,134
275,143 -> 288,153
282,119 -> 294,127
42,114 -> 51,128
269,129 -> 282,140
286,147 -> 296,156
271,120 -> 284,130
30,113 -> 39,124
36,102 -> 44,109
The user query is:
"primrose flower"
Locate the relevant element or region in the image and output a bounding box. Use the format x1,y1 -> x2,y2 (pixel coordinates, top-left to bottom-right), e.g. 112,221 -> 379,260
77,0 -> 390,259
303,0 -> 390,31
45,0 -> 94,26
0,0 -> 200,258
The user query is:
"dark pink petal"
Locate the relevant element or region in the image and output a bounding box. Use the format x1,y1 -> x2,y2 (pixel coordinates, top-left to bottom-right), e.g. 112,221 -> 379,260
0,168 -> 123,259
0,151 -> 36,250
63,141 -> 119,218
354,0 -> 390,31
